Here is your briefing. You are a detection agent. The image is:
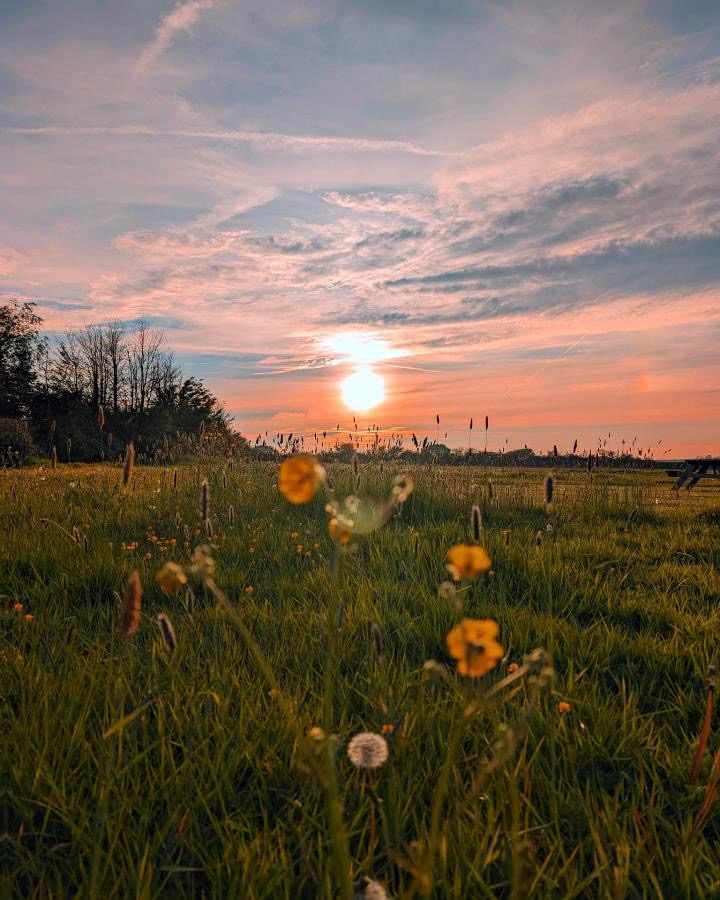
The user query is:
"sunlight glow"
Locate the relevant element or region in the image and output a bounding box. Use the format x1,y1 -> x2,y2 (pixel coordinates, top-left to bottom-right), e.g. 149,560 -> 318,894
325,332 -> 408,365
340,366 -> 385,411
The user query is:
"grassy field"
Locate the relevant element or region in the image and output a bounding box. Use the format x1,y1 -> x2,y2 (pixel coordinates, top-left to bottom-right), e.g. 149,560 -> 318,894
2,460 -> 720,898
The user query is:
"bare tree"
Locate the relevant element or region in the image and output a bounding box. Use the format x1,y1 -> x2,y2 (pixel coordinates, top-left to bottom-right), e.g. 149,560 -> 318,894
127,322 -> 163,414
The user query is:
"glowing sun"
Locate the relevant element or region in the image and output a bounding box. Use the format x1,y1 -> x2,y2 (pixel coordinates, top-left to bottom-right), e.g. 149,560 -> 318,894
340,366 -> 385,411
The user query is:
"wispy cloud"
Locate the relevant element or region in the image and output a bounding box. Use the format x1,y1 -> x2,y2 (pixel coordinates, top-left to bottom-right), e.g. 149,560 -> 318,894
3,125 -> 454,157
2,0 -> 719,452
135,0 -> 216,75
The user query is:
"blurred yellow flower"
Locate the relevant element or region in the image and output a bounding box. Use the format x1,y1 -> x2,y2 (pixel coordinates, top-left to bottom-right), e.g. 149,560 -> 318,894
23,613 -> 34,622
156,562 -> 187,596
558,701 -> 572,714
13,602 -> 23,612
446,544 -> 492,581
278,455 -> 325,505
446,618 -> 503,678
328,516 -> 352,545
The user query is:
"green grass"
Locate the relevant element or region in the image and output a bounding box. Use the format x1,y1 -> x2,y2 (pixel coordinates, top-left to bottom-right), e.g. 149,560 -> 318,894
2,461 -> 720,898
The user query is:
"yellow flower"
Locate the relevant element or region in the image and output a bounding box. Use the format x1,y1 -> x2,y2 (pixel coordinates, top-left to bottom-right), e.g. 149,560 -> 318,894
23,613 -> 34,622
278,455 -> 324,505
328,516 -> 352,545
446,544 -> 492,581
558,701 -> 572,714
13,602 -> 23,612
155,562 -> 187,596
446,618 -> 503,678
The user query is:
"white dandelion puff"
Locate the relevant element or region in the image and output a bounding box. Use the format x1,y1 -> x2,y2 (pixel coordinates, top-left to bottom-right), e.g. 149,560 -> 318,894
347,732 -> 388,770
362,880 -> 389,899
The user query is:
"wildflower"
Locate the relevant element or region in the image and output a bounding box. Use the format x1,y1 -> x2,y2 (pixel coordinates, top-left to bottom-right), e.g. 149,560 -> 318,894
244,585 -> 254,594
157,612 -> 177,652
156,562 -> 187,596
328,516 -> 353,545
278,455 -> 325,505
23,613 -> 34,622
558,701 -> 572,714
381,723 -> 395,735
191,544 -> 215,579
446,544 -> 491,581
122,541 -> 139,552
391,475 -> 414,504
446,618 -> 503,678
347,732 -> 389,770
13,602 -> 23,612
308,726 -> 326,741
508,662 -> 519,674
119,570 -> 142,638
437,580 -> 457,601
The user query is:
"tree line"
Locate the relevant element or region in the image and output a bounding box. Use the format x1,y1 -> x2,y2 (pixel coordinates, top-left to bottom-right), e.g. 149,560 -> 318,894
0,299 -> 239,464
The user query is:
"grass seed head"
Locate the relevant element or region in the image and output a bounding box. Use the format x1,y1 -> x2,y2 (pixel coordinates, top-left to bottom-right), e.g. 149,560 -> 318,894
122,442 -> 135,488
471,504 -> 482,542
544,474 -> 554,506
119,570 -> 142,638
156,612 -> 177,652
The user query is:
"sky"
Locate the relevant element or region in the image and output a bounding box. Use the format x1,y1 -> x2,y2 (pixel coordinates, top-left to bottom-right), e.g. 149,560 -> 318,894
1,0 -> 719,455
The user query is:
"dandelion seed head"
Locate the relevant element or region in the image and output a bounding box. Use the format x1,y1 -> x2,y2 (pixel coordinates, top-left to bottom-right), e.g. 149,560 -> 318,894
347,732 -> 389,770
362,880 -> 389,900
391,475 -> 414,504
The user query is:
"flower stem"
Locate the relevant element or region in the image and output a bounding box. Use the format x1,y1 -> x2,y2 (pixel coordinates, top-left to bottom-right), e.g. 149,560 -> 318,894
423,706 -> 467,896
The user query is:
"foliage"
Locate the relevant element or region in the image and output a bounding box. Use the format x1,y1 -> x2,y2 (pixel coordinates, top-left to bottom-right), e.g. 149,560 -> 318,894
2,462 -> 719,897
0,299 -> 43,417
0,301 -> 238,463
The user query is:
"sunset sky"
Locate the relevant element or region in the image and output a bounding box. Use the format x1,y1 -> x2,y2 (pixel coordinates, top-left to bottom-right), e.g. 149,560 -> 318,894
2,0 -> 719,455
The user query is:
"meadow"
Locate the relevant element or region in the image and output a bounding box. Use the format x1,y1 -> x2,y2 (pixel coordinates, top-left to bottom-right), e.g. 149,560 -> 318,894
2,459 -> 720,898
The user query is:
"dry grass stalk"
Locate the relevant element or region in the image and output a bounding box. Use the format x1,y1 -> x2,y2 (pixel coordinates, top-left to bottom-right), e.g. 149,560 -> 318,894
694,749 -> 720,833
51,446 -> 57,469
119,570 -> 142,638
201,478 -> 210,533
690,684 -> 715,783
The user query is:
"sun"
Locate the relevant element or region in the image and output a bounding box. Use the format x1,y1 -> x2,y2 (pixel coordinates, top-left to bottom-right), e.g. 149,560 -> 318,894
340,366 -> 385,412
